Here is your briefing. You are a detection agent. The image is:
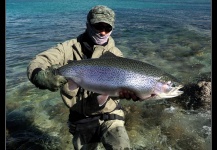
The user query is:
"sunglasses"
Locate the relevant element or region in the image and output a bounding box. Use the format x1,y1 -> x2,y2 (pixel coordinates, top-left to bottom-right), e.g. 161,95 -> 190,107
92,23 -> 112,33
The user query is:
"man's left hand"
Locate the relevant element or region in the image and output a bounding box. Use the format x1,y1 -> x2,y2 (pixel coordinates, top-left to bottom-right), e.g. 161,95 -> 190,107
119,90 -> 141,101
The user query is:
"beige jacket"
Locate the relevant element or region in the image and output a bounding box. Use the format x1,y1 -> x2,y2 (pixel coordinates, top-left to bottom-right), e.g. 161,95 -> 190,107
27,33 -> 123,116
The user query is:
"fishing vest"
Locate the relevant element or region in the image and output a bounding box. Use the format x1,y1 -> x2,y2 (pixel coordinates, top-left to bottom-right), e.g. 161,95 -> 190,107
60,33 -> 123,117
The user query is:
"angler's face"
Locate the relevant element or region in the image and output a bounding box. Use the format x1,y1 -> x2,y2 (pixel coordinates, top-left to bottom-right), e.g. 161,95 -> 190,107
92,22 -> 112,35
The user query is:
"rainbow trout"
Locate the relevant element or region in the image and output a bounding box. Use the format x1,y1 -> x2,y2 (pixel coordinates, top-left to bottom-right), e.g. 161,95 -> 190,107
56,52 -> 183,105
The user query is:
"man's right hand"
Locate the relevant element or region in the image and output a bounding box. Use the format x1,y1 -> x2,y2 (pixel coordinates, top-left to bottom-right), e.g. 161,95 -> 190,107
32,65 -> 67,92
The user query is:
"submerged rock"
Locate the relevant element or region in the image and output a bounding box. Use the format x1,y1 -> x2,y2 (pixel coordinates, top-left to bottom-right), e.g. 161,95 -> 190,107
175,77 -> 211,110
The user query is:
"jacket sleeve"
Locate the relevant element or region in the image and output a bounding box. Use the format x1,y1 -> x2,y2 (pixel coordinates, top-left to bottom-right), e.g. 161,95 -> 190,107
27,39 -> 75,82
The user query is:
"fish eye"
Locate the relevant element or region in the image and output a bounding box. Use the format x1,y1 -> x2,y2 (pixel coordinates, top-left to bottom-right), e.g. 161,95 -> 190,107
166,81 -> 176,87
171,83 -> 176,87
166,81 -> 171,86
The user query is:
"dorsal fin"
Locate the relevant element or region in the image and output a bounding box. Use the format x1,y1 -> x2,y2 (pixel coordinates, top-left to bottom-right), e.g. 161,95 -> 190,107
99,51 -> 118,58
67,59 -> 79,64
67,52 -> 118,64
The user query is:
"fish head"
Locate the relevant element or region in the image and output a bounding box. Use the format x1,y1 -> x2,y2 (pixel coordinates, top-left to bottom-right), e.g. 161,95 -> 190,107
153,80 -> 183,99
143,76 -> 184,101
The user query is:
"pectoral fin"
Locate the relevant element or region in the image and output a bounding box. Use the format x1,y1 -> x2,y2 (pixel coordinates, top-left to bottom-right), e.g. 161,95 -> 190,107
97,95 -> 109,107
67,79 -> 78,90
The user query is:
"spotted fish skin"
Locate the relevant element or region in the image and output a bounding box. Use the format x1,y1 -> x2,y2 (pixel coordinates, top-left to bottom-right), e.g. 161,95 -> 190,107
57,53 -> 183,101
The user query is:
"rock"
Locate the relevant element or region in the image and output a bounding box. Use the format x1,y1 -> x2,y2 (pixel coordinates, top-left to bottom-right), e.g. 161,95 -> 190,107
197,81 -> 211,110
174,80 -> 211,110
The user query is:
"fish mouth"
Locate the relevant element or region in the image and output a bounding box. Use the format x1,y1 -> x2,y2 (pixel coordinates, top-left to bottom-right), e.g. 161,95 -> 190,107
143,85 -> 184,101
157,84 -> 183,99
164,85 -> 184,97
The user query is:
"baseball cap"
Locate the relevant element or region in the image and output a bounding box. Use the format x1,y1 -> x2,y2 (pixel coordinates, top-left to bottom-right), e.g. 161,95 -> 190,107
87,5 -> 115,28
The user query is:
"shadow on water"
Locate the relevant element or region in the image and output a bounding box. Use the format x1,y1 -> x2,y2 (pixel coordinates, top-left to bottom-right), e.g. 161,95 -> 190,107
6,106 -> 62,150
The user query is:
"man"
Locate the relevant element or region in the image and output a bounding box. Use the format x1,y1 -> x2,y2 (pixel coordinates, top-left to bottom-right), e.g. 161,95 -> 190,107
27,5 -> 140,150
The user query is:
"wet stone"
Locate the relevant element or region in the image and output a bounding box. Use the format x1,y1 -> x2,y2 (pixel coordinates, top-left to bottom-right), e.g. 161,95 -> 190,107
175,79 -> 211,110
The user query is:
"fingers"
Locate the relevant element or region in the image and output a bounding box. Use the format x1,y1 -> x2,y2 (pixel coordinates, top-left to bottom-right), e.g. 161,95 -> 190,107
47,74 -> 67,92
119,90 -> 130,100
54,76 -> 67,85
119,90 -> 141,101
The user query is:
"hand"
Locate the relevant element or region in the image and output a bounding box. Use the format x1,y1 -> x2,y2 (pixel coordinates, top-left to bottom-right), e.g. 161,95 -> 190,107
119,90 -> 141,101
32,64 -> 67,92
